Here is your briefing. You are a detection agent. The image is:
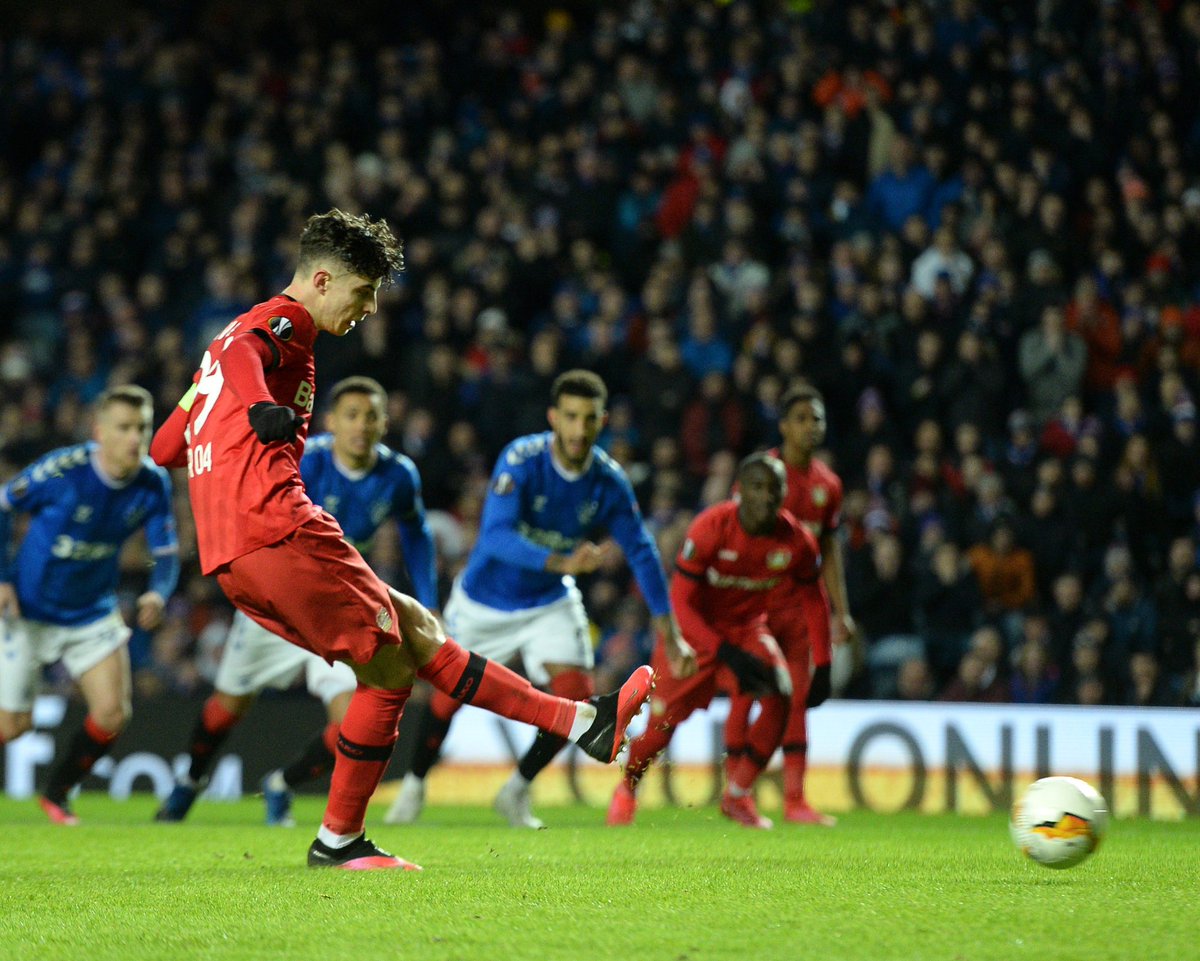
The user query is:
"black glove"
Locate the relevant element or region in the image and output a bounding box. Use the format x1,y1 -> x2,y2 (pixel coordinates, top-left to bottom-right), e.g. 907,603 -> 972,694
806,663 -> 832,708
248,402 -> 303,444
717,641 -> 781,695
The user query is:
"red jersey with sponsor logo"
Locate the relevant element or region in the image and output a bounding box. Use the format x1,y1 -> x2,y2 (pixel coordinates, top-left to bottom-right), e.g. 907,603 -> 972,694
768,447 -> 843,540
185,295 -> 321,573
671,500 -> 821,655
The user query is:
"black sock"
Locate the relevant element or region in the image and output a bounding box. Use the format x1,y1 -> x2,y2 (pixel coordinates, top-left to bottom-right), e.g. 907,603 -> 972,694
517,731 -> 569,783
44,723 -> 114,804
282,731 -> 335,789
187,716 -> 235,784
409,707 -> 453,779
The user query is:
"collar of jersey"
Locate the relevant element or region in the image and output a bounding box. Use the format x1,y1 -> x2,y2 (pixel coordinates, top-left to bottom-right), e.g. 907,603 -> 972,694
549,446 -> 592,481
331,450 -> 376,481
89,446 -> 138,490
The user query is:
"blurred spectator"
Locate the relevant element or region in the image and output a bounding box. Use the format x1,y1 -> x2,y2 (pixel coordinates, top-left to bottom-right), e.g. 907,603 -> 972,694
1019,305 -> 1087,426
966,517 -> 1037,618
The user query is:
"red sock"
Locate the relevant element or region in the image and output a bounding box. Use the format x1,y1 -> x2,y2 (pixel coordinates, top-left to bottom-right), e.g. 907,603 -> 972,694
782,744 -> 808,804
417,639 -> 575,738
321,721 -> 339,756
202,697 -> 241,735
83,714 -> 120,748
723,693 -> 752,784
731,696 -> 787,791
429,690 -> 461,722
322,684 -> 410,837
782,699 -> 810,804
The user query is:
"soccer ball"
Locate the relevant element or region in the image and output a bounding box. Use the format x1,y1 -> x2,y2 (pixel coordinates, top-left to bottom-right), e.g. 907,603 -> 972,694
1010,776 -> 1108,869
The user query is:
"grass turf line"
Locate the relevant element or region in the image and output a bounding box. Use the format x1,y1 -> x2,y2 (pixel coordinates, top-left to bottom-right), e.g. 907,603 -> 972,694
0,795 -> 1193,961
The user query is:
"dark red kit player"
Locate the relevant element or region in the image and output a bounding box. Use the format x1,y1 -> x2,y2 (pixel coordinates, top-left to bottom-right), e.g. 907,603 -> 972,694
152,209 -> 652,869
607,453 -> 828,829
724,383 -> 855,826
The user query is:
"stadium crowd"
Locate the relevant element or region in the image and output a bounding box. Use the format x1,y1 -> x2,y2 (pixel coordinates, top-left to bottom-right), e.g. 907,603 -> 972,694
3,0 -> 1200,708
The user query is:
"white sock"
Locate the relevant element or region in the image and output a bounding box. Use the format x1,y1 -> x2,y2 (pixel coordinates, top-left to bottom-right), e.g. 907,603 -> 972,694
506,772 -> 531,791
403,772 -> 424,790
567,703 -> 597,741
317,826 -> 363,849
265,769 -> 287,793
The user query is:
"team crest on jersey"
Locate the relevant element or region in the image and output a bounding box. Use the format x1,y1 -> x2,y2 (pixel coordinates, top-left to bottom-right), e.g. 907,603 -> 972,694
268,316 -> 294,342
493,472 -> 515,495
533,495 -> 548,513
681,539 -> 696,560
812,487 -> 828,507
766,550 -> 792,570
376,606 -> 393,632
371,501 -> 389,526
577,500 -> 599,525
73,505 -> 93,523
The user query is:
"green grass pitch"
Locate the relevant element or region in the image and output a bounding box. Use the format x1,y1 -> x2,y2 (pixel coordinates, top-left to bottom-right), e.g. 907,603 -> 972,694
0,794 -> 1194,961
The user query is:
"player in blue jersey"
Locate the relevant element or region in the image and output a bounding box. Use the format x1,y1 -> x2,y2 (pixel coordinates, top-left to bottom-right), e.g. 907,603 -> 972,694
154,376 -> 438,825
0,385 -> 179,824
385,369 -> 696,828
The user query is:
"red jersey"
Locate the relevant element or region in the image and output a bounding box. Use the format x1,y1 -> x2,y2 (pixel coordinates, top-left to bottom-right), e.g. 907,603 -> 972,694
671,500 -> 821,656
181,295 -> 321,573
768,447 -> 843,540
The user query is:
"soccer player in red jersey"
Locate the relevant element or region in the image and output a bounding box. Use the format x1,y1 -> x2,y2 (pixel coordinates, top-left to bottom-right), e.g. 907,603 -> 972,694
723,383 -> 855,825
607,453 -> 828,829
150,210 -> 653,869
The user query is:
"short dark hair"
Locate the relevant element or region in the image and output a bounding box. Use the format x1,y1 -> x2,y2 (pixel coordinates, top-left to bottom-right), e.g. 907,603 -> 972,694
780,382 -> 825,417
97,384 -> 153,416
297,209 -> 405,283
738,451 -> 786,485
551,369 -> 607,406
329,375 -> 387,408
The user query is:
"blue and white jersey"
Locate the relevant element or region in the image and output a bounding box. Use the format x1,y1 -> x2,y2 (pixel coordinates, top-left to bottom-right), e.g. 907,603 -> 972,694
301,434 -> 437,610
461,431 -> 671,614
0,443 -> 179,626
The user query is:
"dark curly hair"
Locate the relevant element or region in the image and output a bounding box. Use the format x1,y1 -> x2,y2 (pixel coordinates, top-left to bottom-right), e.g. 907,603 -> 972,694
296,209 -> 405,283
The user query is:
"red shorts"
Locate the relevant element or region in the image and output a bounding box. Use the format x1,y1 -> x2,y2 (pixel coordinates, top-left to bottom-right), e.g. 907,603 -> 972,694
651,621 -> 785,727
215,512 -> 402,665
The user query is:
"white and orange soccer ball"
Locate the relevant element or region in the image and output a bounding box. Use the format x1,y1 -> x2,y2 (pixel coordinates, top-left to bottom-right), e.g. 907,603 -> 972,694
1010,776 -> 1109,869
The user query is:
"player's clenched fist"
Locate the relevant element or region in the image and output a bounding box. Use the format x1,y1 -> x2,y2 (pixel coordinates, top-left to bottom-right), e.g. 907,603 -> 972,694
248,402 -> 304,443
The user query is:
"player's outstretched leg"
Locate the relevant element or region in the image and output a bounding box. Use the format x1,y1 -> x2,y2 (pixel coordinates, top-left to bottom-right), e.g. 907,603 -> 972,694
495,669 -> 594,829
382,692 -> 460,825
156,695 -> 245,822
416,638 -> 653,765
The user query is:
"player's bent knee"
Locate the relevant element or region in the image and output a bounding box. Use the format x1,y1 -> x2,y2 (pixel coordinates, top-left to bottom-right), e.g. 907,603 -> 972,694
352,642 -> 417,691
387,588 -> 445,663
